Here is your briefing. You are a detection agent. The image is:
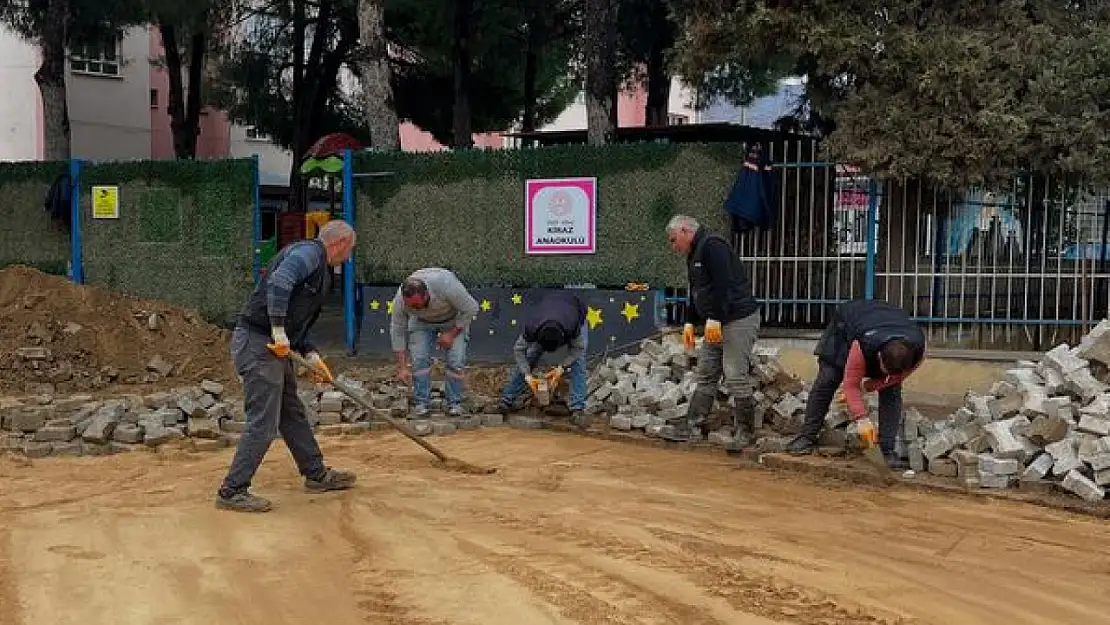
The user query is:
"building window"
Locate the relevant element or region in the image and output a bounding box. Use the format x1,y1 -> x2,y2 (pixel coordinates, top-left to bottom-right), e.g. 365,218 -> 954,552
150,88 -> 158,107
245,126 -> 268,141
667,113 -> 689,125
70,38 -> 121,77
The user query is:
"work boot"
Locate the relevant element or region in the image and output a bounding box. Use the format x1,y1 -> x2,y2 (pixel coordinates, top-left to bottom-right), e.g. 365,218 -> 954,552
216,490 -> 272,513
305,467 -> 357,492
570,410 -> 592,430
728,396 -> 756,450
785,433 -> 818,455
885,452 -> 910,470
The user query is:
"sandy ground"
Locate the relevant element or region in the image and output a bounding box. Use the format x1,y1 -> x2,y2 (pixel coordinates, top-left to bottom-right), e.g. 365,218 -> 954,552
3,429 -> 1110,625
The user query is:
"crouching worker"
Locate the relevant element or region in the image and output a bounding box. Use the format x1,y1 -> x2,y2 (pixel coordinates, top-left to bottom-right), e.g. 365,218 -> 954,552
785,299 -> 926,468
216,220 -> 358,513
498,291 -> 590,427
391,268 -> 480,417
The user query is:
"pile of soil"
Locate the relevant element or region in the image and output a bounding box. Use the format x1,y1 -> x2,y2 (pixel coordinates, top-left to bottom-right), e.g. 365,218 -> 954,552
0,265 -> 237,394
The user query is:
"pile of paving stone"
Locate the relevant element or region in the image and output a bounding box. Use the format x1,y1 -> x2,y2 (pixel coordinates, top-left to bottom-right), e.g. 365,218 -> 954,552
902,320 -> 1110,502
586,336 -> 809,444
0,374 -> 513,459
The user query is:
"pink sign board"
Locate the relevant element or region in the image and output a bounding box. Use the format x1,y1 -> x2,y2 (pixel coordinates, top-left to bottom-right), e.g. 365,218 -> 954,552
524,177 -> 597,255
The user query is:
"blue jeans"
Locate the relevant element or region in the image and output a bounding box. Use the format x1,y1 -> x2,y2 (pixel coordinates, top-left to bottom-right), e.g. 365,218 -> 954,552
409,319 -> 469,408
500,326 -> 588,410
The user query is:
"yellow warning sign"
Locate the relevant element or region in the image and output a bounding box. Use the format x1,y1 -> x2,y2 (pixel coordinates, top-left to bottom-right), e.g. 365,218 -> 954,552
92,185 -> 119,219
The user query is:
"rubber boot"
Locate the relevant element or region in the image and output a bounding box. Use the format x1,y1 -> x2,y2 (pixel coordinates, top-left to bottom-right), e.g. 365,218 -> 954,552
663,391 -> 714,442
726,396 -> 756,450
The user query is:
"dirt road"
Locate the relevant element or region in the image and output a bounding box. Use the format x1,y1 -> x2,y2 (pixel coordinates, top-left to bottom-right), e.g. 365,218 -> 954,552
3,429 -> 1109,625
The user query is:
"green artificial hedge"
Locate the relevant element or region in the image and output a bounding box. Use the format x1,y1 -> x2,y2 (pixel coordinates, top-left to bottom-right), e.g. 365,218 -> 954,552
352,142 -> 742,288
0,161 -> 71,276
80,159 -> 256,322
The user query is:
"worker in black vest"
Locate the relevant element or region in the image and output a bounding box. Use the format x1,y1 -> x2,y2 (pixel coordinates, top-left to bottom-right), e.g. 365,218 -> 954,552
785,299 -> 926,468
498,290 -> 590,426
664,214 -> 761,446
216,220 -> 358,513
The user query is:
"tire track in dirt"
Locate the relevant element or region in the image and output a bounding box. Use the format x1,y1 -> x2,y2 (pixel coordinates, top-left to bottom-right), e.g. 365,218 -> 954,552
336,498 -> 450,625
0,527 -> 22,625
370,498 -> 733,624
457,505 -> 903,625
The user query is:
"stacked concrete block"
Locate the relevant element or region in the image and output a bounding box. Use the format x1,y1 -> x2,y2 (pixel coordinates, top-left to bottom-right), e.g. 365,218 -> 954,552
904,323 -> 1110,502
586,337 -> 807,443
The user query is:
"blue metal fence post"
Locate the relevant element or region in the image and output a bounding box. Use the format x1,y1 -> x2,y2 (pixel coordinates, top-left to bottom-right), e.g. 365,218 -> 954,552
69,158 -> 83,284
251,154 -> 262,284
864,178 -> 879,300
342,149 -> 357,355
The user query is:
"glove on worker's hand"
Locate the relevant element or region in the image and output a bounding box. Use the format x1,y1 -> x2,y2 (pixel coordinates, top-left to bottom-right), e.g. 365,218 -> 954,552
306,351 -> 333,383
268,326 -> 291,358
704,319 -> 723,344
545,365 -> 564,389
682,323 -> 696,352
526,374 -> 541,394
855,419 -> 877,447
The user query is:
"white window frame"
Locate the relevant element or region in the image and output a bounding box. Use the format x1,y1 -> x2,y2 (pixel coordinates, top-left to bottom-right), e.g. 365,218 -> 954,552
70,37 -> 122,78
245,126 -> 269,142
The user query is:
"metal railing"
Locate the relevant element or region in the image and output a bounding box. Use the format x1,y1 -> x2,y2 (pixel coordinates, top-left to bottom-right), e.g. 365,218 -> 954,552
658,140 -> 1110,351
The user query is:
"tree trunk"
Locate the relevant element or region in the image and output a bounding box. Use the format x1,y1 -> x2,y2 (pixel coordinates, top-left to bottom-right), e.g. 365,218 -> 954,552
160,25 -> 201,159
585,0 -> 617,145
356,0 -> 400,150
35,0 -> 71,161
184,30 -> 206,156
451,0 -> 474,149
521,18 -> 539,147
289,0 -> 307,212
644,42 -> 670,126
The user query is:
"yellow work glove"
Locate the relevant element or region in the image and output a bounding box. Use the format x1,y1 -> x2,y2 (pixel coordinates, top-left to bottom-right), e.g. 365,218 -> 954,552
267,326 -> 291,358
856,418 -> 877,447
682,323 -> 696,352
526,375 -> 540,394
545,365 -> 564,389
704,319 -> 723,344
306,352 -> 333,383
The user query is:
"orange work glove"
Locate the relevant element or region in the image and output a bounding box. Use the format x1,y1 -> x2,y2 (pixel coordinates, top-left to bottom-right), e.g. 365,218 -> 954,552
306,352 -> 333,383
267,326 -> 291,358
856,419 -> 877,447
704,319 -> 723,344
545,366 -> 564,389
526,374 -> 540,394
682,323 -> 696,352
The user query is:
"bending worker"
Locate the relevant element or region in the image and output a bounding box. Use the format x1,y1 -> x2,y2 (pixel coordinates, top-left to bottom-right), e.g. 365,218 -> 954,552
664,214 -> 761,446
391,267 -> 480,417
785,298 -> 926,468
216,220 -> 358,513
497,290 -> 589,426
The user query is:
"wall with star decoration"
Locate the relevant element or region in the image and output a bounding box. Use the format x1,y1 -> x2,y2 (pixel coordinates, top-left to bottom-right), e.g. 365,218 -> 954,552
356,287 -> 661,363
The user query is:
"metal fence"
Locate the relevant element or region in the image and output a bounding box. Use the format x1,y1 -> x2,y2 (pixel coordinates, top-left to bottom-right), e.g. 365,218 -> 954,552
663,139 -> 1110,351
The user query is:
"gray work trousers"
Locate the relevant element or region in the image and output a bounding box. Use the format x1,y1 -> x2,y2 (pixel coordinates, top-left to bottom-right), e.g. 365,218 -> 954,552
691,311 -> 761,403
218,327 -> 326,497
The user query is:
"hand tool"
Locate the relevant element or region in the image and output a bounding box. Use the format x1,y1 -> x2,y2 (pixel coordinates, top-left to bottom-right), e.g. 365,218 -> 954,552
290,351 -> 496,475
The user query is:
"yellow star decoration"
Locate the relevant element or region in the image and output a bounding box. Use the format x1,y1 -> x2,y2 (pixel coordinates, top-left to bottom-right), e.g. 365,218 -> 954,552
586,306 -> 603,329
621,301 -> 640,323
511,293 -> 523,305
386,300 -> 394,314
480,299 -> 492,312
369,300 -> 380,311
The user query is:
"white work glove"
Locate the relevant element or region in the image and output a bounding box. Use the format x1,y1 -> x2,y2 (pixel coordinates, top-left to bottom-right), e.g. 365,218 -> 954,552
267,326 -> 291,358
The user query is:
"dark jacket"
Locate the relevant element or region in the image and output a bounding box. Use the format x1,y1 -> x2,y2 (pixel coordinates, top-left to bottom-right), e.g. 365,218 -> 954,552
723,143 -> 776,233
815,299 -> 926,374
522,291 -> 587,344
686,226 -> 759,325
238,239 -> 331,353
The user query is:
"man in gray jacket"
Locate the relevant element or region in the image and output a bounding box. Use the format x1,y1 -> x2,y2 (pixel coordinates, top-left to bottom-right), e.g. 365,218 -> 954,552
391,268 -> 480,416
